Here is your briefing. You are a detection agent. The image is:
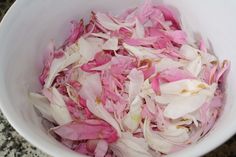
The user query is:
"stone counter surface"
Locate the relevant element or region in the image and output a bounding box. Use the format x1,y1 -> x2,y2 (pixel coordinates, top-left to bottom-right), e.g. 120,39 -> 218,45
0,0 -> 235,157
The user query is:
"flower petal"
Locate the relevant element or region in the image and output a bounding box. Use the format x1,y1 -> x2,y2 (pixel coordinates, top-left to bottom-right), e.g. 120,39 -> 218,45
87,100 -> 121,136
128,68 -> 144,103
143,119 -> 172,153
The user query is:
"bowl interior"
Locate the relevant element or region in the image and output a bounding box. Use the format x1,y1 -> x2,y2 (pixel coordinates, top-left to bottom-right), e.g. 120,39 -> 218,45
0,0 -> 235,157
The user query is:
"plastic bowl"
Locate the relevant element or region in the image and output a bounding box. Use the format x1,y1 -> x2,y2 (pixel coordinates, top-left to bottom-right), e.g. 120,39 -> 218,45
0,0 -> 235,157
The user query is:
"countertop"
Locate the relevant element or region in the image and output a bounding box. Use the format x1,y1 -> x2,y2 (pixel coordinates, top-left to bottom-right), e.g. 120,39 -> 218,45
0,0 -> 235,157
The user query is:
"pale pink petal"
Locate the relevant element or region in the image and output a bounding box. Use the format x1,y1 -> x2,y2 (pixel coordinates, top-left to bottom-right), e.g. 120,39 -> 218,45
95,140 -> 108,157
151,74 -> 160,94
53,119 -> 118,143
136,0 -> 154,24
160,68 -> 194,82
63,20 -> 84,46
165,30 -> 187,44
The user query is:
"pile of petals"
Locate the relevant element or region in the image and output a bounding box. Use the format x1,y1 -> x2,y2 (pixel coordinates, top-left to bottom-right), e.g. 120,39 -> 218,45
30,0 -> 230,156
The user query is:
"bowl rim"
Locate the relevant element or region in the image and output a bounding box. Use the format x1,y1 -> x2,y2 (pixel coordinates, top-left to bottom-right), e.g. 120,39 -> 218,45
0,1 -> 235,157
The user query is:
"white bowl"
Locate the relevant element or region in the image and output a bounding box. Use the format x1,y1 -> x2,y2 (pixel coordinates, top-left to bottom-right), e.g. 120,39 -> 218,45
0,0 -> 235,157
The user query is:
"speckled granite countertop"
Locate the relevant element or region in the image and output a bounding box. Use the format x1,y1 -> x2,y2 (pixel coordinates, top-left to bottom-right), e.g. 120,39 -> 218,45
0,1 -> 236,157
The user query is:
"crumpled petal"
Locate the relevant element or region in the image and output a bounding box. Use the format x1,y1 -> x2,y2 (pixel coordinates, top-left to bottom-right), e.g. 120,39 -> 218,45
29,92 -> 54,122
87,100 -> 122,136
122,96 -> 142,132
127,68 -> 144,103
143,119 -> 172,153
50,87 -> 72,125
160,68 -> 194,82
185,55 -> 202,77
110,132 -> 152,157
52,119 -> 118,143
79,73 -> 102,100
155,58 -> 184,72
123,43 -> 161,60
95,140 -> 108,157
102,37 -> 119,50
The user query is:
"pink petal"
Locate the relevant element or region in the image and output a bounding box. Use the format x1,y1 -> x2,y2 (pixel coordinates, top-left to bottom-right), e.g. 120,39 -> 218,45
81,51 -> 112,72
140,65 -> 156,80
151,74 -> 160,94
53,119 -> 118,143
141,105 -> 155,120
95,140 -> 108,157
39,49 -> 64,85
199,38 -> 207,53
160,68 -> 194,82
165,30 -> 187,45
63,20 -> 84,46
124,37 -> 157,46
155,5 -> 180,29
215,60 -> 230,83
136,0 -> 154,24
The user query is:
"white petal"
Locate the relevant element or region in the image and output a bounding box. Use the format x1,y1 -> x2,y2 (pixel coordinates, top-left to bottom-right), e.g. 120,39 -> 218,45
29,92 -> 54,122
79,73 -> 102,100
102,37 -> 119,50
155,94 -> 179,105
200,51 -> 217,64
144,96 -> 156,114
79,37 -> 100,62
96,12 -> 120,31
85,37 -> 104,55
44,52 -> 82,88
87,100 -> 121,136
160,79 -> 209,96
122,96 -> 142,132
123,43 -> 160,60
139,80 -> 155,98
91,32 -> 111,39
128,68 -> 144,103
160,124 -> 189,143
185,55 -> 202,77
51,87 -> 72,125
132,18 -> 145,39
163,92 -> 207,119
50,103 -> 72,125
143,119 -> 172,153
179,44 -> 199,60
155,58 -> 184,72
110,133 -> 152,157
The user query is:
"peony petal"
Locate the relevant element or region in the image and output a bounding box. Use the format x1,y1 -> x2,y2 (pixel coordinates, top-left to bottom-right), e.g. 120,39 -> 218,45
160,79 -> 209,96
132,18 -> 145,39
52,119 -> 118,142
87,100 -> 121,136
95,140 -> 108,157
136,0 -> 154,24
95,12 -> 121,31
185,55 -> 202,77
79,73 -> 102,100
50,87 -> 72,125
122,96 -> 142,132
155,58 -> 184,72
179,44 -> 199,60
102,37 -> 119,51
127,68 -> 144,103
143,119 -> 172,153
160,124 -> 189,143
29,92 -> 54,122
160,68 -> 194,82
123,43 -> 161,60
163,83 -> 216,119
110,132 -> 152,157
165,30 -> 187,44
